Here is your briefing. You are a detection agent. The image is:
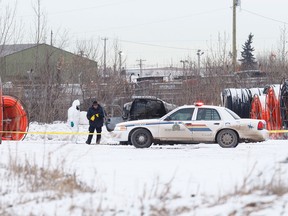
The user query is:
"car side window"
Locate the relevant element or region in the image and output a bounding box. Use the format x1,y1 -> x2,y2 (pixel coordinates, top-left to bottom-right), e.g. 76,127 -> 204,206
196,108 -> 221,121
168,108 -> 194,121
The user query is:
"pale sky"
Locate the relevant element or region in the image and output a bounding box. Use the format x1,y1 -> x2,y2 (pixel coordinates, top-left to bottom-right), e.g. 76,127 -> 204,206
2,0 -> 288,67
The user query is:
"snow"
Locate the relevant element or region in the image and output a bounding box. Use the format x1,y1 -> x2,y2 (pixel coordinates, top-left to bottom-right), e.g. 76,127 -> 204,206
1,121 -> 288,215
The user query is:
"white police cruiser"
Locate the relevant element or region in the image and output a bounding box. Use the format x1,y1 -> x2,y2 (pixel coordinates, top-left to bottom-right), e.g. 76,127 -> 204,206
112,102 -> 269,148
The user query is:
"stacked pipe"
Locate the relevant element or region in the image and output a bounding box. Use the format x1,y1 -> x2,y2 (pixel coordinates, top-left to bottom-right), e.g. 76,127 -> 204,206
222,83 -> 287,131
280,79 -> 288,129
221,88 -> 251,118
0,77 -> 29,143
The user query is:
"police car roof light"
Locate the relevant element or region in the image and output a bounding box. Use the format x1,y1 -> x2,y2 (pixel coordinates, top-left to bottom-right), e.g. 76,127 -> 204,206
195,101 -> 204,106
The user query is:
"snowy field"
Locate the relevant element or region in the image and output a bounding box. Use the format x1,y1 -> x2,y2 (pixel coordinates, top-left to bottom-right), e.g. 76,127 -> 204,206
1,122 -> 288,215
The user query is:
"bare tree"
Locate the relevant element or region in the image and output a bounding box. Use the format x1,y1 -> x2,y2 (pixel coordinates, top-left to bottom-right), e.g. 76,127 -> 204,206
257,27 -> 288,84
31,0 -> 47,44
278,25 -> 288,65
0,1 -> 17,50
75,38 -> 101,61
24,0 -> 75,122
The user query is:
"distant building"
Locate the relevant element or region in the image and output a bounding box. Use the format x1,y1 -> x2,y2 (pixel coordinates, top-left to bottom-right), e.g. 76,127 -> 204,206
0,43 -> 97,84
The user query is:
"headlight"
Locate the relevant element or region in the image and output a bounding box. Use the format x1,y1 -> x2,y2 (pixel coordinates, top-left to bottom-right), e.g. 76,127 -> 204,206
115,125 -> 127,131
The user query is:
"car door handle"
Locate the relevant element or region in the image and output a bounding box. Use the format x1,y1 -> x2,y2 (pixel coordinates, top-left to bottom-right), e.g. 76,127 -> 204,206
214,123 -> 220,125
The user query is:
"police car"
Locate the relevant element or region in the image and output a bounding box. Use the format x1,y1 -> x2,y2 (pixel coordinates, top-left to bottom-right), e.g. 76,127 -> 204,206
112,102 -> 269,148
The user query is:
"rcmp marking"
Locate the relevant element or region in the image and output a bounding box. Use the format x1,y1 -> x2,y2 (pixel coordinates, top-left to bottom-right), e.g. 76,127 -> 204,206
184,123 -> 212,132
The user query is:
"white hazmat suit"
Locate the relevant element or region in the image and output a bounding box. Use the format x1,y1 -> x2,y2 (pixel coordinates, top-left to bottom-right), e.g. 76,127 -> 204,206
67,99 -> 80,142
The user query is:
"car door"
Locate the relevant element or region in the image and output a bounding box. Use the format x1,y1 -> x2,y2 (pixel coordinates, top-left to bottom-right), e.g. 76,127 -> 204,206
158,108 -> 195,141
191,107 -> 223,142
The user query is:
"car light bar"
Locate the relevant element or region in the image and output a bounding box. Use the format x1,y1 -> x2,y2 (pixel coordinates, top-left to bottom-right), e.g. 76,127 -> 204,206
194,101 -> 204,106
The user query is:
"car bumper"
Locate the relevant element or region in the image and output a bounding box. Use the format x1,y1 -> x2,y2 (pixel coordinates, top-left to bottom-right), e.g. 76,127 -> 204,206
262,129 -> 269,140
239,129 -> 269,142
110,130 -> 129,142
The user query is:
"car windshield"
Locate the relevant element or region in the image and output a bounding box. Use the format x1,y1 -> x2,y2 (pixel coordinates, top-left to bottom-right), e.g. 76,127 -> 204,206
225,108 -> 241,119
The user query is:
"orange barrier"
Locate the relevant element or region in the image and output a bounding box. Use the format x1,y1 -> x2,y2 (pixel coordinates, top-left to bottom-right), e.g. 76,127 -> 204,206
250,86 -> 282,139
1,95 -> 29,141
250,94 -> 264,119
265,86 -> 282,131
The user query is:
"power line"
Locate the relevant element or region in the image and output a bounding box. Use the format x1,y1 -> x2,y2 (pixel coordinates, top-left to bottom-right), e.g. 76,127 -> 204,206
69,7 -> 229,34
119,39 -> 205,51
17,0 -> 136,18
241,8 -> 288,25
95,7 -> 229,31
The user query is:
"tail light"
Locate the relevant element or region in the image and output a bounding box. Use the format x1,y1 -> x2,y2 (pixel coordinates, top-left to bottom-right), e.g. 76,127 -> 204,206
257,121 -> 265,130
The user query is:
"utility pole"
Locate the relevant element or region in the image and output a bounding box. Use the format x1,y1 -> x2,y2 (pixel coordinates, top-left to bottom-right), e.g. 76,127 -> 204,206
102,37 -> 108,74
137,59 -> 146,77
232,0 -> 239,72
197,50 -> 204,75
50,30 -> 53,46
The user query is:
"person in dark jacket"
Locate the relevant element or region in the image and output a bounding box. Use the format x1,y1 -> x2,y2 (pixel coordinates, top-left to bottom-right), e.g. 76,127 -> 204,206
86,101 -> 105,144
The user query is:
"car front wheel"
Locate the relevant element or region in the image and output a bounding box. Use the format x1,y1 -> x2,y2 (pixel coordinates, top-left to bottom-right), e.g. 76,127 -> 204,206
131,128 -> 153,148
217,129 -> 238,148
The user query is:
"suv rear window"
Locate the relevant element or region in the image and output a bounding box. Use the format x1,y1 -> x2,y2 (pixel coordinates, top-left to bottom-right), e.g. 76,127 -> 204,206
130,99 -> 166,120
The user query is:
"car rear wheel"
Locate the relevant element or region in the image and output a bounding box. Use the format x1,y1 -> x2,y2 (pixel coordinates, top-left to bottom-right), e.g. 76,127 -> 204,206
131,128 -> 152,148
217,129 -> 238,148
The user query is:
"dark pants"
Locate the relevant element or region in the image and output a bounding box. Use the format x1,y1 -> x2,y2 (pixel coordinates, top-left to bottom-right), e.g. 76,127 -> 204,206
86,125 -> 102,144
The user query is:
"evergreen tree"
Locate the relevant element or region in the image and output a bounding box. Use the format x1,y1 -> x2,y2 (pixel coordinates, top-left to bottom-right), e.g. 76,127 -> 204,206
239,33 -> 257,70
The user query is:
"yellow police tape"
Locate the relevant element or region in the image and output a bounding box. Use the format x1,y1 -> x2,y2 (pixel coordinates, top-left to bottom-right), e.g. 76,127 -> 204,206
269,130 -> 288,133
0,130 -> 287,135
0,131 -> 104,135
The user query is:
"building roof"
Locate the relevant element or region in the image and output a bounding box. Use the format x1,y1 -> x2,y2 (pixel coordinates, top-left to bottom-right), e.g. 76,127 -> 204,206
0,43 -> 97,66
0,44 -> 38,57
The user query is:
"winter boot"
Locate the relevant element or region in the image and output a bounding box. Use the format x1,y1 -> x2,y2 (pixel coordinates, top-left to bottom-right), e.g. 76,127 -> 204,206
86,135 -> 92,144
96,135 -> 101,144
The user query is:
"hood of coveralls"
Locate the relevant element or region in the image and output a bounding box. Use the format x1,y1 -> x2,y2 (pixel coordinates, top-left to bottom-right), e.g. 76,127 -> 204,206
72,100 -> 80,109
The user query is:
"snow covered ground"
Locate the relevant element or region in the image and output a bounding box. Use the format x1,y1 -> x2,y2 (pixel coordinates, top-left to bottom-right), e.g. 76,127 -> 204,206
1,122 -> 288,215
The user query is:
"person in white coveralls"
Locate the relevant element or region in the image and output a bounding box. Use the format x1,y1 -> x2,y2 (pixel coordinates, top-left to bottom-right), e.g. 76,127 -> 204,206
67,99 -> 80,142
